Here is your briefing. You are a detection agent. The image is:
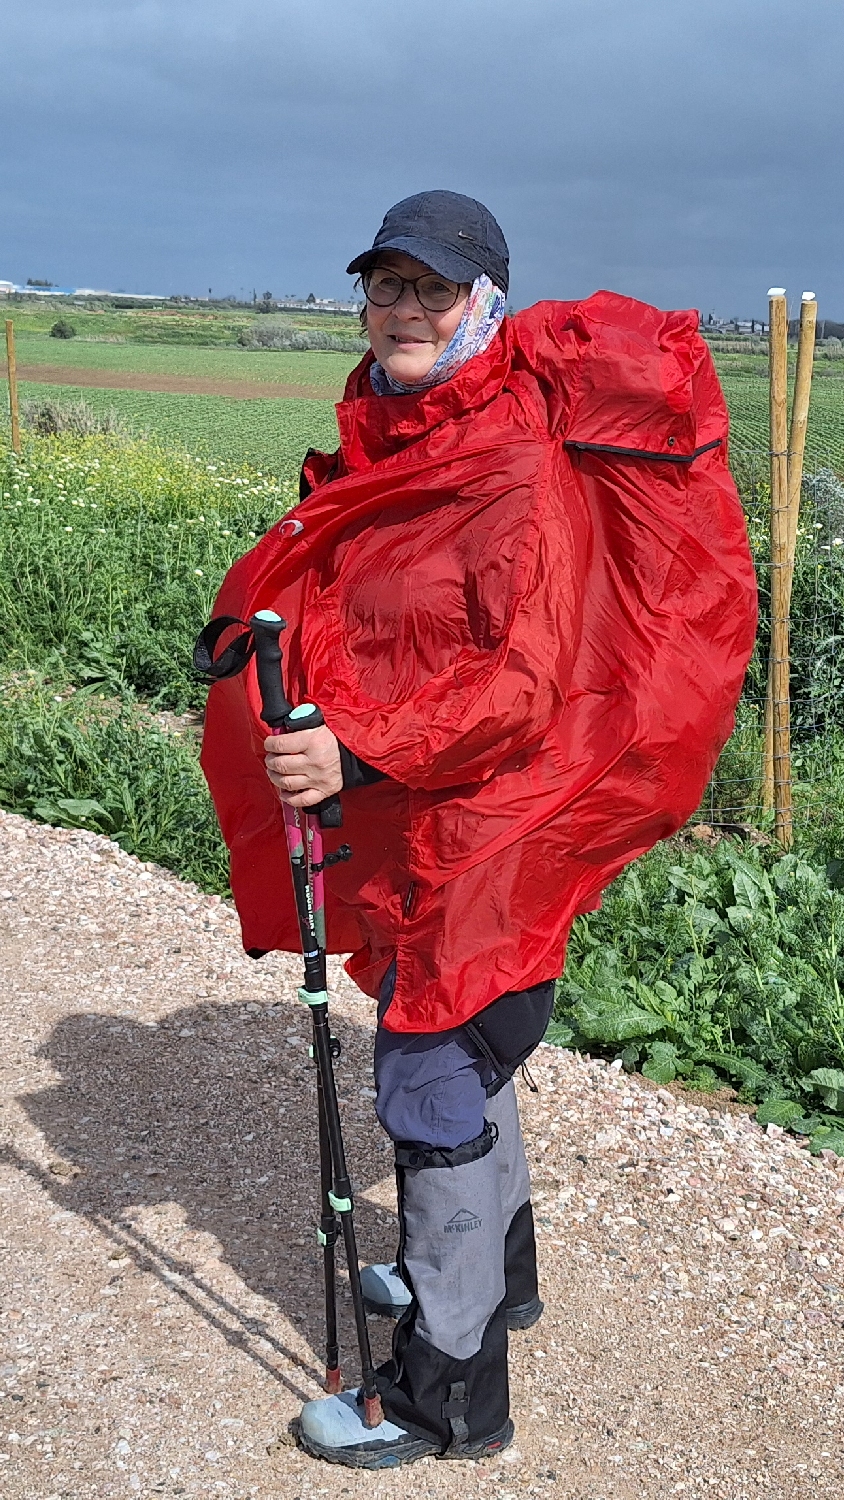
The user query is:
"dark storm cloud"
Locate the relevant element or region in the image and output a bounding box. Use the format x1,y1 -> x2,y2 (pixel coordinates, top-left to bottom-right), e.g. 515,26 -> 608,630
2,0 -> 843,316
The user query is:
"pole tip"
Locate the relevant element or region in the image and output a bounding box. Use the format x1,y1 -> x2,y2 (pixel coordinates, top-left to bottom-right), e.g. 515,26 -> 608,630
325,1366 -> 342,1395
363,1394 -> 384,1429
801,291 -> 816,303
767,287 -> 786,298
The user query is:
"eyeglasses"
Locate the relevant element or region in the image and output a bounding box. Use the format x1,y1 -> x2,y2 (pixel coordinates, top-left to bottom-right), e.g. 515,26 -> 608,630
361,267 -> 464,313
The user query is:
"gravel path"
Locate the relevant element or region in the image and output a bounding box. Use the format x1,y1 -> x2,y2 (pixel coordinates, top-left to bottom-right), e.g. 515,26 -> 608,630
1,808 -> 843,1500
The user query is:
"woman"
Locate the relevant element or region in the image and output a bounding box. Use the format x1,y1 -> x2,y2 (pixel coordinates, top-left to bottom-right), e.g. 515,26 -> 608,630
201,190 -> 757,1467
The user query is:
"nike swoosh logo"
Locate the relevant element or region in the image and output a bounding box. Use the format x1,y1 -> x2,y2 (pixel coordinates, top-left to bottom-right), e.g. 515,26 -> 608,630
457,231 -> 475,240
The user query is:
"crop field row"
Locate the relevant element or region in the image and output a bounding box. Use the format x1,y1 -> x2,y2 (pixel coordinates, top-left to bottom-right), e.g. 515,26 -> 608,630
19,382 -> 341,473
8,335 -> 357,389
719,371 -> 844,472
15,378 -> 843,480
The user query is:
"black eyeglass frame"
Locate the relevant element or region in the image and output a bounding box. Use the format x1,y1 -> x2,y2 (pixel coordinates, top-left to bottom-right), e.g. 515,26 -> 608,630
359,268 -> 465,313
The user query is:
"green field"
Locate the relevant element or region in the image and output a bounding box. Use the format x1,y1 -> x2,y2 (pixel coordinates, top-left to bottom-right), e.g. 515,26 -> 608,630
16,373 -> 844,478
719,370 -> 844,470
19,382 -> 340,472
4,423 -> 844,1154
5,301 -> 844,1155
11,334 -> 357,389
6,303 -> 844,474
2,299 -> 362,345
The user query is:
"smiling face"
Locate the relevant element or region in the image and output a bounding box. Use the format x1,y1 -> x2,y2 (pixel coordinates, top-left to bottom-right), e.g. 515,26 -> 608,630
363,251 -> 471,385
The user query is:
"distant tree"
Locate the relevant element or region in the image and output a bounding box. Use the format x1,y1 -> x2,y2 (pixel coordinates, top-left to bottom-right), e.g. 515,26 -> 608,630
257,290 -> 274,314
27,278 -> 55,287
50,318 -> 75,340
306,292 -> 316,304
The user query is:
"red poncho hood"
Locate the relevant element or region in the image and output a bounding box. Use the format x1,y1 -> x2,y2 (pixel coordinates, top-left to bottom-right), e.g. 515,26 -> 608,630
201,292 -> 757,1031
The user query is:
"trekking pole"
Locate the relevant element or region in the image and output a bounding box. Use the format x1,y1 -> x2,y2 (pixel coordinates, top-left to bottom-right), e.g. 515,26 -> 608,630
249,610 -> 384,1427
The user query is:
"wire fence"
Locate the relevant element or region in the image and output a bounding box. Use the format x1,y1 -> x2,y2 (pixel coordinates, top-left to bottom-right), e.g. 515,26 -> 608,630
701,449 -> 844,848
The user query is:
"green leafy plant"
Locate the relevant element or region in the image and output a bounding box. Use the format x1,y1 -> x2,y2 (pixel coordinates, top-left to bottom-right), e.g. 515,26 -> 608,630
0,675 -> 229,892
555,837 -> 844,1153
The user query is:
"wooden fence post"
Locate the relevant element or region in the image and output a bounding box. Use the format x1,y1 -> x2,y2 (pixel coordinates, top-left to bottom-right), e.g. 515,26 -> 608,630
784,293 -> 817,612
5,319 -> 21,455
765,289 -> 793,845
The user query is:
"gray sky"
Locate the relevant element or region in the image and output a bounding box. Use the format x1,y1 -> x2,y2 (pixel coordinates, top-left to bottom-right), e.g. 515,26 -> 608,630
3,0 -> 843,318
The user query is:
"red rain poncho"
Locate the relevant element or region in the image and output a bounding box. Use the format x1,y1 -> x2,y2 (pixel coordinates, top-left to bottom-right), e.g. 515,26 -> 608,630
201,292 -> 757,1033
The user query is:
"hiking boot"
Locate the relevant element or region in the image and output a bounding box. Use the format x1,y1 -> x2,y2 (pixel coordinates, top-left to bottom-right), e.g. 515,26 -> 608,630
505,1293 -> 544,1331
297,1390 -> 513,1469
361,1261 -> 543,1332
297,1391 -> 436,1469
360,1262 -> 412,1318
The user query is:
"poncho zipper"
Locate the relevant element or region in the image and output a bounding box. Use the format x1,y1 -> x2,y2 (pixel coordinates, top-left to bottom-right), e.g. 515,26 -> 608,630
566,437 -> 721,464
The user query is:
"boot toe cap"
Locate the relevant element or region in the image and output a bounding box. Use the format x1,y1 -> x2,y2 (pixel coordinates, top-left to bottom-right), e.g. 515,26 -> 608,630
360,1262 -> 412,1315
298,1392 -> 439,1468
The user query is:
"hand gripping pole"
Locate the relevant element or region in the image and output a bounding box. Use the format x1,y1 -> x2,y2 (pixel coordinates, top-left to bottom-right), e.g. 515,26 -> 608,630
249,611 -> 383,1427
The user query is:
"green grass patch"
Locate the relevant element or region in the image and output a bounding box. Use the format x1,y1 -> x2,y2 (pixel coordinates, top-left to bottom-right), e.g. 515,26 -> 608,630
718,369 -> 844,471
12,333 -> 358,389
0,674 -> 228,893
3,415 -> 844,1159
0,432 -> 297,708
16,383 -> 339,472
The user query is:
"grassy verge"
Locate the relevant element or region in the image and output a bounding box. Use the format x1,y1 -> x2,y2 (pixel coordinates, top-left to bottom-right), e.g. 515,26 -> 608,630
0,431 -> 298,706
0,428 -> 293,890
0,674 -> 228,893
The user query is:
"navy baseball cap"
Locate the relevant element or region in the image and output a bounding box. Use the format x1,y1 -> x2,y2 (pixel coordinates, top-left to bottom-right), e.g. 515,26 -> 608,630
347,190 -> 509,296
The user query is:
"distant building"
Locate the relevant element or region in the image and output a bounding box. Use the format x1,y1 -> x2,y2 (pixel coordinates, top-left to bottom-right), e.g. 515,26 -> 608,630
275,296 -> 362,315
0,280 -> 361,310
0,283 -> 167,300
699,314 -> 768,337
11,285 -> 78,297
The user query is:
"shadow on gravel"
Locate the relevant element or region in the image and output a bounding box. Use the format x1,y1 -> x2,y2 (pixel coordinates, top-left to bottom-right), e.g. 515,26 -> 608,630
7,992 -> 395,1400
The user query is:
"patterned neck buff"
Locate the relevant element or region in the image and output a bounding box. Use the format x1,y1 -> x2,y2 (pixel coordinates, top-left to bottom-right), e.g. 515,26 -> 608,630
369,273 -> 506,397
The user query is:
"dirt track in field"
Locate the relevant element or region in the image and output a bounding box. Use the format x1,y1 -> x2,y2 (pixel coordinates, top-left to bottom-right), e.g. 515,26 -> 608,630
2,808 -> 844,1499
5,364 -> 343,401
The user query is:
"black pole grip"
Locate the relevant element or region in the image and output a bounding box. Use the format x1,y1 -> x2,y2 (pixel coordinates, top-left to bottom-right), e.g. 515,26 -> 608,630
249,610 -> 293,729
288,704 -> 343,828
249,612 -> 343,830
286,703 -> 326,732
